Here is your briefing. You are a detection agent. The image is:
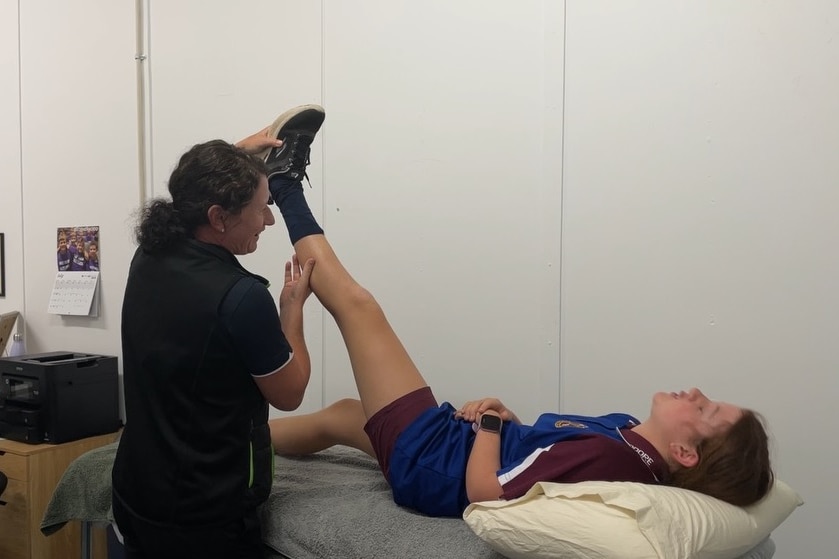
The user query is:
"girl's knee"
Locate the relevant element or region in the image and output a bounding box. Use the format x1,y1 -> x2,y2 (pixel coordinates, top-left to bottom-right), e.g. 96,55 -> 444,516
346,284 -> 378,308
328,398 -> 364,417
332,284 -> 383,319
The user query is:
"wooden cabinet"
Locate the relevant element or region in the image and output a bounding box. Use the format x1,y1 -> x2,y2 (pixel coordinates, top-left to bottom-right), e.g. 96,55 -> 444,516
0,432 -> 119,559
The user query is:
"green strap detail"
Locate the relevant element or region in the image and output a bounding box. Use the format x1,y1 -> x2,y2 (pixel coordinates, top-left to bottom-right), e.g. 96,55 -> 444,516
248,441 -> 254,487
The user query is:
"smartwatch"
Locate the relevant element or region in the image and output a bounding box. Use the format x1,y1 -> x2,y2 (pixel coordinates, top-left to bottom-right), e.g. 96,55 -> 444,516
478,413 -> 503,434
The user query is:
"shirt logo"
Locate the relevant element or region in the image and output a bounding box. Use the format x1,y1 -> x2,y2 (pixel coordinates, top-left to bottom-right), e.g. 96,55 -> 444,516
627,443 -> 655,467
555,420 -> 588,429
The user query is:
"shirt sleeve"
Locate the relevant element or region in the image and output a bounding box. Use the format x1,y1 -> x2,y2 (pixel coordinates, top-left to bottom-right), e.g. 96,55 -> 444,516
499,435 -> 658,501
219,277 -> 293,377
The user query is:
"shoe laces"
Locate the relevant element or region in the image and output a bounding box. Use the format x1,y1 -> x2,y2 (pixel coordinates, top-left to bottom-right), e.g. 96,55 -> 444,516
301,152 -> 312,188
284,134 -> 314,187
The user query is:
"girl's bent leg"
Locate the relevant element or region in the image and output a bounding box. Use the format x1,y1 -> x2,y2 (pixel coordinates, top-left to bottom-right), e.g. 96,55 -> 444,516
269,398 -> 375,457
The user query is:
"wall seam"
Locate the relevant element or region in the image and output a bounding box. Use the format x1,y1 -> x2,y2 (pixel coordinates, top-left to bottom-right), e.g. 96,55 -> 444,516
16,0 -> 27,335
558,0 -> 567,412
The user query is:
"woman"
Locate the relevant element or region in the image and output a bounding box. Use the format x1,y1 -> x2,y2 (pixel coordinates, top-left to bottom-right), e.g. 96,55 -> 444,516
112,105 -> 324,558
263,107 -> 774,518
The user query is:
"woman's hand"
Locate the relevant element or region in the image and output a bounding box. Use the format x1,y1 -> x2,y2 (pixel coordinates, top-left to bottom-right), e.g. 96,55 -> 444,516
279,254 -> 315,312
454,398 -> 521,424
235,126 -> 282,155
261,254 -> 314,412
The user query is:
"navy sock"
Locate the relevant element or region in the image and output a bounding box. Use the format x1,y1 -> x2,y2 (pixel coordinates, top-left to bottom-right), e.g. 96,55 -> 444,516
269,177 -> 324,245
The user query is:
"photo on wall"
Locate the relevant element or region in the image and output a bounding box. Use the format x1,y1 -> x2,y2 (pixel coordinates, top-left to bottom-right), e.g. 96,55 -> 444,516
56,226 -> 100,272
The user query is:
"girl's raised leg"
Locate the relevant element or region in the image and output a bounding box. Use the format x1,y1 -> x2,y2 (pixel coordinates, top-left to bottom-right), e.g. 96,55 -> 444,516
290,233 -> 428,419
264,106 -> 429,420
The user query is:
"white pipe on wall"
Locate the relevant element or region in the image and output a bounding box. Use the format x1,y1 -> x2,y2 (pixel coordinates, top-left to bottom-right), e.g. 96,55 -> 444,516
135,0 -> 153,205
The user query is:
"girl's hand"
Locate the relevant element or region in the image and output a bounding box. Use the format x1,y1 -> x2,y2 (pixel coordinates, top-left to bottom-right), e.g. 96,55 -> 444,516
454,398 -> 520,424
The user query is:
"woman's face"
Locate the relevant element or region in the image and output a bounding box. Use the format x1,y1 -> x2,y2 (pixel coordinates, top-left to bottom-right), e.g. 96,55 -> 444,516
219,176 -> 275,255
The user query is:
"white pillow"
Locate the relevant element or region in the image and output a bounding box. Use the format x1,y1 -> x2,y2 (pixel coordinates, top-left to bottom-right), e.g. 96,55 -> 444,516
463,479 -> 802,559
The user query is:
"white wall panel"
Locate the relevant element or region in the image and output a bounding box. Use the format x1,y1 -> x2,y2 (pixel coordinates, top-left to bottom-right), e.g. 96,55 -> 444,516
320,0 -> 560,421
18,0 -> 139,367
562,1 -> 837,555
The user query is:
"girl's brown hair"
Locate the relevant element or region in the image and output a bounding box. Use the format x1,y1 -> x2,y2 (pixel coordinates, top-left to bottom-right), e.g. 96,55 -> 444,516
668,410 -> 773,506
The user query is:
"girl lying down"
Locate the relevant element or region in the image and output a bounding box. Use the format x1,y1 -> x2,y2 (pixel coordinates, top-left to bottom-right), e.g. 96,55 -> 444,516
265,107 -> 773,518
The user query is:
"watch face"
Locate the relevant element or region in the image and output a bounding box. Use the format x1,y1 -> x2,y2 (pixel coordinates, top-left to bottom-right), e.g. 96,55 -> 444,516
480,414 -> 502,433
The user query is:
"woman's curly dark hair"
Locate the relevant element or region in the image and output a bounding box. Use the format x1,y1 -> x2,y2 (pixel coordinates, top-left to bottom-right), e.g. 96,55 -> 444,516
136,140 -> 267,252
668,409 -> 773,506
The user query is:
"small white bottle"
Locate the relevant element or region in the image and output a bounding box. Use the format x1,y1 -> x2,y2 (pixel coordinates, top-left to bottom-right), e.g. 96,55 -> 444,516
8,332 -> 26,357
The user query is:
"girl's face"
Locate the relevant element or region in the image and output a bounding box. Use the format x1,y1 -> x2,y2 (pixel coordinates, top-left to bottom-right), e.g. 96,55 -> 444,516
650,388 -> 742,443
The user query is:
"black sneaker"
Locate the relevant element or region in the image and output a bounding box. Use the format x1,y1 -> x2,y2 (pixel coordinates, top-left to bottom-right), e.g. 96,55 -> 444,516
262,104 -> 326,181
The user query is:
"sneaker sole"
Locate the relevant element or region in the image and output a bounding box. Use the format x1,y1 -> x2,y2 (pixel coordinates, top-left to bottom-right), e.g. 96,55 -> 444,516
257,104 -> 326,161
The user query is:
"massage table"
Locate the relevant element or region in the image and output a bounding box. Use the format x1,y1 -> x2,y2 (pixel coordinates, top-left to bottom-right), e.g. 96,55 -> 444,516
40,443 -> 777,559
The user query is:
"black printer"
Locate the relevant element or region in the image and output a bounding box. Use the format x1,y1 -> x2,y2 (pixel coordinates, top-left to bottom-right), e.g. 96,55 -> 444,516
0,351 -> 121,444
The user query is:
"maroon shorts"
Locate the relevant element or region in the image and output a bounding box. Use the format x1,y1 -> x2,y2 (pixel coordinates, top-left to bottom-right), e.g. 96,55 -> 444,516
363,386 -> 438,479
